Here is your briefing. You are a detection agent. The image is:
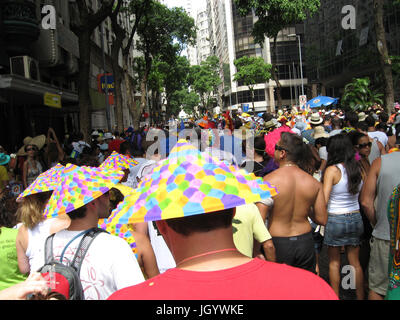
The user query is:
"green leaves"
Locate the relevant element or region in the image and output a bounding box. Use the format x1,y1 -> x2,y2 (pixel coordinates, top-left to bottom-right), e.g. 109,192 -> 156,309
189,55 -> 222,111
234,0 -> 321,44
341,77 -> 384,112
233,56 -> 272,87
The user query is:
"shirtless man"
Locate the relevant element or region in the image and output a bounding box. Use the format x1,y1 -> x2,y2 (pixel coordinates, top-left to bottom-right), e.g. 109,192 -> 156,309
259,132 -> 327,273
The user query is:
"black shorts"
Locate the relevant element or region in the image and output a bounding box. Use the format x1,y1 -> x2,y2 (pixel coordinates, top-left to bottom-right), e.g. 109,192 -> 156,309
272,231 -> 316,273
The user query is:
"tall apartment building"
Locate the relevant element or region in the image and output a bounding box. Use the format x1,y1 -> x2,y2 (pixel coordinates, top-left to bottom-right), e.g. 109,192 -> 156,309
304,0 -> 400,100
196,7 -> 211,64
206,0 -> 307,113
0,0 -> 141,152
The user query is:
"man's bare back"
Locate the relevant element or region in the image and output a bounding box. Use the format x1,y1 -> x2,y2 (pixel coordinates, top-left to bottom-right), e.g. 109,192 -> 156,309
263,166 -> 327,237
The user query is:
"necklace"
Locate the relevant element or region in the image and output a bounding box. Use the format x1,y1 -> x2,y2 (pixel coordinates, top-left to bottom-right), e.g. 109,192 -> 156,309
176,248 -> 238,266
283,163 -> 298,168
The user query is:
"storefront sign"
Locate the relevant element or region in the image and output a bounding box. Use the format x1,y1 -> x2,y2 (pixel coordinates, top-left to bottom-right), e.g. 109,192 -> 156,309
44,92 -> 61,108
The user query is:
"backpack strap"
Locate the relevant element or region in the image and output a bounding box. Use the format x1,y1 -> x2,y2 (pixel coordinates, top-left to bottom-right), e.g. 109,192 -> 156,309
44,233 -> 56,264
69,227 -> 107,274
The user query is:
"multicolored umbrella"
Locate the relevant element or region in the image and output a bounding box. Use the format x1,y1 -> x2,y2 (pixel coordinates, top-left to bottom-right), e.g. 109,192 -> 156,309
99,151 -> 138,171
43,164 -> 124,219
107,139 -> 278,225
16,163 -> 65,202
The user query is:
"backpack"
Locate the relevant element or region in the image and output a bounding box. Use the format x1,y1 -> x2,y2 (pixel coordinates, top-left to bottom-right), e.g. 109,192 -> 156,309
38,227 -> 106,300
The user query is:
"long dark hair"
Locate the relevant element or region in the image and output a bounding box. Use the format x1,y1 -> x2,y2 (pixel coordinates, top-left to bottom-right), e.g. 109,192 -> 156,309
326,133 -> 362,195
280,132 -> 315,174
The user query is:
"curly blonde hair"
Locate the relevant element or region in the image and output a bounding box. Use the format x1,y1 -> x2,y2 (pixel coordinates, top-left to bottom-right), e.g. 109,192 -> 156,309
17,192 -> 52,229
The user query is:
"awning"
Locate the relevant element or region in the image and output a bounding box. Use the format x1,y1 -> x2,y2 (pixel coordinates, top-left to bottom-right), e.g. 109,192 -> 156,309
0,74 -> 78,107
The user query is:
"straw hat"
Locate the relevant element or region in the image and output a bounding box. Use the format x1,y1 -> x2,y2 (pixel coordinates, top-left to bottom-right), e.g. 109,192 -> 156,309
30,135 -> 46,150
358,112 -> 367,122
312,126 -> 329,139
16,136 -> 33,156
309,112 -> 323,125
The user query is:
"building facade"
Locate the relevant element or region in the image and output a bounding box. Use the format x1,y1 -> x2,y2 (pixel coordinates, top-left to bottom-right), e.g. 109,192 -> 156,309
304,0 -> 400,101
0,0 -> 141,153
206,0 -> 308,114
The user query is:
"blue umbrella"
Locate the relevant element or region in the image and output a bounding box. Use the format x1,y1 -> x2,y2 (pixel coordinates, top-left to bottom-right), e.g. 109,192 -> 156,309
306,96 -> 338,109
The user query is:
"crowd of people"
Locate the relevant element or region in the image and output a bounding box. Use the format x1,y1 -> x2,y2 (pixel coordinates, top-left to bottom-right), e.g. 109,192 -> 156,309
0,102 -> 399,300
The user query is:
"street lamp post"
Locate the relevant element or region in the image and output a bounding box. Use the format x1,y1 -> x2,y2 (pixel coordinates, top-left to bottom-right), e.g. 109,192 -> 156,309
288,34 -> 304,97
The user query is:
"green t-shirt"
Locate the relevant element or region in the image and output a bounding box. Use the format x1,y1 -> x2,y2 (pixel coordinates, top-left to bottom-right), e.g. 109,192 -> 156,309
0,227 -> 27,290
232,203 -> 272,258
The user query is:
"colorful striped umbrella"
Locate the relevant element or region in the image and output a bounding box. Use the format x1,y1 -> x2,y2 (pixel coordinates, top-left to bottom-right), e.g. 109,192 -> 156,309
107,139 -> 278,225
16,163 -> 65,202
43,164 -> 124,219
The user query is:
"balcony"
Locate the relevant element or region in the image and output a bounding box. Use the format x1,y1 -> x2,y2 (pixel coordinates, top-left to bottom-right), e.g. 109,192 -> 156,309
1,0 -> 40,57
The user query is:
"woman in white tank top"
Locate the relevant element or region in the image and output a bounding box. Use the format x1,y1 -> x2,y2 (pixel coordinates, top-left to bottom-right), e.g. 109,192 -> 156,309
322,133 -> 364,300
16,192 -> 70,274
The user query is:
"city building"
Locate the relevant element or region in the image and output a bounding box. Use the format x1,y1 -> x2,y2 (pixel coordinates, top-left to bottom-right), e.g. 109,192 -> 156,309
0,0 -> 141,153
195,7 -> 211,64
206,0 -> 308,114
304,0 -> 400,101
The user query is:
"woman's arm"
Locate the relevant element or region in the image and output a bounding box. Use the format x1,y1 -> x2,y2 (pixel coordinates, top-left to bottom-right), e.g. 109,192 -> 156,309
133,231 -> 160,279
16,225 -> 31,275
48,128 -> 65,162
322,166 -> 338,204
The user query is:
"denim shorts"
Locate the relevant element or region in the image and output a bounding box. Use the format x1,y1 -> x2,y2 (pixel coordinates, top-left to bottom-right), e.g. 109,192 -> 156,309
323,211 -> 364,247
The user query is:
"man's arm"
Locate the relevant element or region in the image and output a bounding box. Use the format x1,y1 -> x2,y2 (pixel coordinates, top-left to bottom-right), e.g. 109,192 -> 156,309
310,185 -> 328,226
261,239 -> 276,262
360,157 -> 381,226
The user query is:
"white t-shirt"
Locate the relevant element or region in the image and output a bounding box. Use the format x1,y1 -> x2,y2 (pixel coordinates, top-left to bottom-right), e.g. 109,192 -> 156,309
368,131 -> 388,147
318,146 -> 328,161
291,127 -> 302,136
329,129 -> 342,137
50,230 -> 145,300
26,219 -> 53,272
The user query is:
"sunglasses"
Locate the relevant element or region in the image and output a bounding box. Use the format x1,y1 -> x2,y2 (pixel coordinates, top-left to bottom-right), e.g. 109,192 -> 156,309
357,142 -> 372,149
26,147 -> 37,152
275,144 -> 288,152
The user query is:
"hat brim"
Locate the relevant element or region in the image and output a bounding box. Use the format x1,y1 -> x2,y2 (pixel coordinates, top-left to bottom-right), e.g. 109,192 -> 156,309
107,140 -> 278,225
313,133 -> 330,139
43,164 -> 125,218
30,135 -> 46,150
310,119 -> 323,125
0,154 -> 10,166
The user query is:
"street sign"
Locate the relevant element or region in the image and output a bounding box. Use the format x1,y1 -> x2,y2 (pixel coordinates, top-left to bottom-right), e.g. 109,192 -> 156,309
44,92 -> 61,108
97,73 -> 115,93
242,104 -> 249,112
299,95 -> 307,109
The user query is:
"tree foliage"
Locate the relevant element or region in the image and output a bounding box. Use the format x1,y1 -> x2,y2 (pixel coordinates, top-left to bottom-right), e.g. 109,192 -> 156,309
133,1 -> 196,125
234,56 -> 271,112
234,0 -> 320,109
235,0 -> 320,44
188,55 -> 222,112
341,77 -> 383,112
